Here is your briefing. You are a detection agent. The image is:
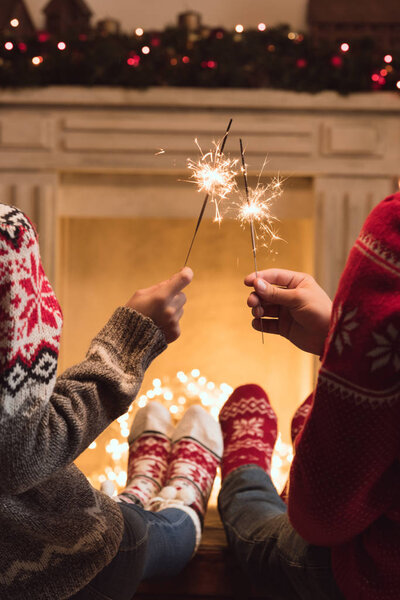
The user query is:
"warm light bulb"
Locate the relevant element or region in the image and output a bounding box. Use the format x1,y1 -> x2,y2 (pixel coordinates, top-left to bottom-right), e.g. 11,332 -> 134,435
384,54 -> 393,64
4,42 -> 13,50
141,45 -> 150,55
340,42 -> 350,53
32,56 -> 43,65
397,81 -> 400,89
257,23 -> 266,32
177,371 -> 187,383
288,32 -> 296,40
135,27 -> 144,36
57,41 -> 66,51
235,24 -> 244,33
10,19 -> 19,28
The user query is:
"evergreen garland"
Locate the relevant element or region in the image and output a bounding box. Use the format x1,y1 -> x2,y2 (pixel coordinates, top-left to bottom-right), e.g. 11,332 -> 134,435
0,24 -> 398,93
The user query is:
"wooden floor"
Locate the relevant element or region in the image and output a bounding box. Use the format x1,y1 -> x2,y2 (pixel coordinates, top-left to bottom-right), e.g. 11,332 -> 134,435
135,508 -> 265,600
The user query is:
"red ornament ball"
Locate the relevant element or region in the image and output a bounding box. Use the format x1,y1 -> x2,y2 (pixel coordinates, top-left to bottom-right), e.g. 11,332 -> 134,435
331,56 -> 343,68
296,58 -> 307,68
38,32 -> 50,43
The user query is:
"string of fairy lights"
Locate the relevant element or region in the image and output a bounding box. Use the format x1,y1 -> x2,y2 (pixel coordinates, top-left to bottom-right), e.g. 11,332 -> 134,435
1,17 -> 400,92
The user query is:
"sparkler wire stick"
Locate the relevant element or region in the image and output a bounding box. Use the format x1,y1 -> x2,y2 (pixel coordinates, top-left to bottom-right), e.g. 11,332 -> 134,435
239,138 -> 264,343
184,118 -> 233,266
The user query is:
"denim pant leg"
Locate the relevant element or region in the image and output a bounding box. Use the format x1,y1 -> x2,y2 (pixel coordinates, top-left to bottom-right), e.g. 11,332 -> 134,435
71,503 -> 196,600
218,465 -> 343,600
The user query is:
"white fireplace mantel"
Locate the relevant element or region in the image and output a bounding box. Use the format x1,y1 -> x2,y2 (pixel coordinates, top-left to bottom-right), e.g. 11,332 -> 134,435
0,87 -> 398,295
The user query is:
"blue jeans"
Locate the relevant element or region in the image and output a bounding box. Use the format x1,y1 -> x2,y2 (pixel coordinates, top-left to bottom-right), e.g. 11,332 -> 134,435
218,465 -> 344,600
71,502 -> 196,600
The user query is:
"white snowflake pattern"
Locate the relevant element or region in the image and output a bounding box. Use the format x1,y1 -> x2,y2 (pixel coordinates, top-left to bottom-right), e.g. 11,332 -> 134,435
231,417 -> 265,440
329,303 -> 359,355
367,323 -> 400,373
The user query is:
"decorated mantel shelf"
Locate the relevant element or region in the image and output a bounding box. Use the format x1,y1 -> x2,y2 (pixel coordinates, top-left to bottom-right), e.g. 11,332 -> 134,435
0,86 -> 397,296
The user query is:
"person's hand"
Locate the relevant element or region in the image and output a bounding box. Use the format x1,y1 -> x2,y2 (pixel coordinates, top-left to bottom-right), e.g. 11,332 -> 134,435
126,267 -> 193,343
245,269 -> 332,355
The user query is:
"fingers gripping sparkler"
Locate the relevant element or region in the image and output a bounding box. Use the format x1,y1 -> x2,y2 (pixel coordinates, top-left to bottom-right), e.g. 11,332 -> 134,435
184,118 -> 235,266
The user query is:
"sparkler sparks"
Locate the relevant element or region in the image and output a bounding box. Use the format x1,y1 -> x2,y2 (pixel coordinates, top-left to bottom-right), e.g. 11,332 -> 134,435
184,118 -> 234,266
187,139 -> 238,224
238,177 -> 283,247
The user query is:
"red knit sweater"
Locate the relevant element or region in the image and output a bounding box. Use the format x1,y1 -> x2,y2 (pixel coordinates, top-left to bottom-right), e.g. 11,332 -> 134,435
288,193 -> 400,600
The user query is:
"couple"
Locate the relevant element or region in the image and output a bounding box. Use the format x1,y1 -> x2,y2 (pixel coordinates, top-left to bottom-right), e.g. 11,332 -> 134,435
1,193 -> 399,600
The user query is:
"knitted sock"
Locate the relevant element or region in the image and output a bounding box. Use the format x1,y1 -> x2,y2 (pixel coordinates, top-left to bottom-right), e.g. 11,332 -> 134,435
148,405 -> 223,551
290,393 -> 314,443
219,384 -> 278,481
118,401 -> 173,507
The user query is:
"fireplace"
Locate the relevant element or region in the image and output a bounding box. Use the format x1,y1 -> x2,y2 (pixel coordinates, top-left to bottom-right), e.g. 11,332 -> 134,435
0,86 -> 396,491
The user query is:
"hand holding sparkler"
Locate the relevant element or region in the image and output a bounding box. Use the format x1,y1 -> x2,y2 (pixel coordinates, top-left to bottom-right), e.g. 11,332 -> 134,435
245,269 -> 332,356
126,267 -> 193,343
184,118 -> 236,266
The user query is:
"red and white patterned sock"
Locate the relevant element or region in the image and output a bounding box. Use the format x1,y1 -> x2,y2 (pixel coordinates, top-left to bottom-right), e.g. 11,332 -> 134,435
148,405 -> 223,551
118,401 -> 173,507
219,384 -> 278,481
290,392 -> 314,443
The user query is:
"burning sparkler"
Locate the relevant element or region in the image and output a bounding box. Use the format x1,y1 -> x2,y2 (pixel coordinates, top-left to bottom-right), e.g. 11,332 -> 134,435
238,177 -> 283,248
184,118 -> 236,266
239,140 -> 283,343
187,139 -> 238,224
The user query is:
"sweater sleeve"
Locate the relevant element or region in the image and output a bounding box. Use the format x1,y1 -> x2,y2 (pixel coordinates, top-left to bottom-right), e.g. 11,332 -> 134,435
0,215 -> 167,495
288,194 -> 400,547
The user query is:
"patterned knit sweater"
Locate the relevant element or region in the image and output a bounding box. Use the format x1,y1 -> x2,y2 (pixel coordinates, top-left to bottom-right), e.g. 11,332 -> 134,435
0,205 -> 167,600
289,193 -> 400,600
